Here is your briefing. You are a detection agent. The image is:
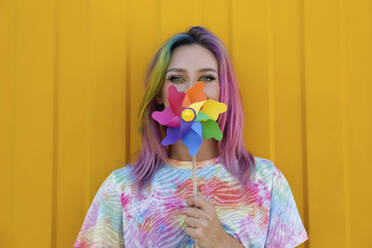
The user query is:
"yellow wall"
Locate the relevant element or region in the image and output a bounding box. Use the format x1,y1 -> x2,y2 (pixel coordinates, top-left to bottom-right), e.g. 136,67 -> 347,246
1,0 -> 371,247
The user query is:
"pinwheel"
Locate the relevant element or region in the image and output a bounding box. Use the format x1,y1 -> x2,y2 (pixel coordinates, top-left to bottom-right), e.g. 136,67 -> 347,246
151,81 -> 226,248
152,81 -> 227,156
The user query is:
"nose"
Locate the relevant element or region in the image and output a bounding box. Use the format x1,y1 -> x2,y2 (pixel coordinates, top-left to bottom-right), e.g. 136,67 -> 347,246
185,80 -> 202,91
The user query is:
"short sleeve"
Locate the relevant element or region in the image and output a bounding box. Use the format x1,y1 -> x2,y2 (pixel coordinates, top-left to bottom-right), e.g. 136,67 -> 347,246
264,164 -> 309,248
74,171 -> 124,248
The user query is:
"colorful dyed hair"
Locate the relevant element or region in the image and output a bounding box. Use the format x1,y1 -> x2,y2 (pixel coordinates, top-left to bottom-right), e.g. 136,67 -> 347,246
132,26 -> 256,193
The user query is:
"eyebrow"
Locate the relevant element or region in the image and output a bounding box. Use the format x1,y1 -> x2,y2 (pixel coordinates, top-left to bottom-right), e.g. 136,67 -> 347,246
166,67 -> 217,73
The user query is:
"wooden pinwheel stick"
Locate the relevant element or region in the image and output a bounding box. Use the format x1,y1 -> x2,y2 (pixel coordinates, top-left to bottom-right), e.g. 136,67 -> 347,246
192,156 -> 197,197
192,156 -> 200,248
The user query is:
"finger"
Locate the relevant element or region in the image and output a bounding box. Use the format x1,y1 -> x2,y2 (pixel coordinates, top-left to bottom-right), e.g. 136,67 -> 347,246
186,197 -> 194,207
186,193 -> 210,210
185,216 -> 200,228
192,194 -> 212,211
186,196 -> 201,208
186,206 -> 207,219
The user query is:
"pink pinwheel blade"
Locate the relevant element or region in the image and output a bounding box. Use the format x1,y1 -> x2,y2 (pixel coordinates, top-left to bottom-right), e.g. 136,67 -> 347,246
152,107 -> 180,127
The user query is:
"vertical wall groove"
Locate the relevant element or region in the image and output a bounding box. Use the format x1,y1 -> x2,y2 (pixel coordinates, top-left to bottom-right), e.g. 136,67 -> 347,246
12,1 -> 18,245
159,0 -> 163,41
299,0 -> 310,247
125,0 -> 131,164
85,0 -> 92,209
51,0 -> 58,246
228,0 -> 233,60
11,0 -> 17,246
267,0 -> 276,161
339,0 -> 351,247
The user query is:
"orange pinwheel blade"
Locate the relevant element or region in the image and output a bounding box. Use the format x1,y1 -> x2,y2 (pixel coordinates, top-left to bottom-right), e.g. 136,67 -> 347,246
182,81 -> 207,107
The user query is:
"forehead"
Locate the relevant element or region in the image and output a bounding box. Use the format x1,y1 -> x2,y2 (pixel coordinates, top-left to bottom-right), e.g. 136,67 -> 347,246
168,44 -> 218,71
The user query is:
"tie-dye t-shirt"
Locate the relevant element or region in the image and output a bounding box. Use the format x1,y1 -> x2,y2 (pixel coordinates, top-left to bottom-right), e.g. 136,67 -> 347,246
74,156 -> 309,248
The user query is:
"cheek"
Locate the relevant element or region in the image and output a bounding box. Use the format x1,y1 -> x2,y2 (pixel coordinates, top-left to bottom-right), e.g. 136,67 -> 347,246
204,81 -> 220,101
162,82 -> 170,107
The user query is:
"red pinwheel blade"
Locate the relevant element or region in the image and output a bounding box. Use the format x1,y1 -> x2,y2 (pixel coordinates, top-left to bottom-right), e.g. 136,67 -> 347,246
168,85 -> 185,117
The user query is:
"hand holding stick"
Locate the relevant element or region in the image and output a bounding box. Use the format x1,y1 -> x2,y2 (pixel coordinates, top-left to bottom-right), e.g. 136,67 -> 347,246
192,156 -> 199,248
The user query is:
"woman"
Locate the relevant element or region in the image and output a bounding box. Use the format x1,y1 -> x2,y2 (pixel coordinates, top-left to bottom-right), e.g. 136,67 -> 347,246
74,26 -> 309,248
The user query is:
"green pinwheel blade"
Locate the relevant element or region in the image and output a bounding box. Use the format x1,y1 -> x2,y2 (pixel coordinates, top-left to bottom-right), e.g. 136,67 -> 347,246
201,119 -> 223,140
196,111 -> 211,122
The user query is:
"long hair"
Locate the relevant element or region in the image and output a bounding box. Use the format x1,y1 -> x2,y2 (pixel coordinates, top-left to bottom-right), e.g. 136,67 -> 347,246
131,26 -> 256,193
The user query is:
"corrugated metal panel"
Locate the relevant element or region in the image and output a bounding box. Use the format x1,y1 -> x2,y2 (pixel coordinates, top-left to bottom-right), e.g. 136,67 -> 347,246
0,0 -> 371,247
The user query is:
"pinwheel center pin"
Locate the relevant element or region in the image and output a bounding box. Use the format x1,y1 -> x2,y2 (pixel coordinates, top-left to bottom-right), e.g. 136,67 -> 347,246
181,108 -> 196,122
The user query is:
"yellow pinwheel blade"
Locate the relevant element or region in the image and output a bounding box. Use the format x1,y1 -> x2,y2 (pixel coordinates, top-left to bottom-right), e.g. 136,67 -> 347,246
200,99 -> 227,120
188,100 -> 206,114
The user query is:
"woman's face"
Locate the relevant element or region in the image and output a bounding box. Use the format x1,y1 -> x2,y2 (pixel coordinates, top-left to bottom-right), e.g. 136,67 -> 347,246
160,44 -> 220,107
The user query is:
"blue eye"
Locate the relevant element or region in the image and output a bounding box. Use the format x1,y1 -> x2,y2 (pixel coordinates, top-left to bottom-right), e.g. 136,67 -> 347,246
167,75 -> 185,83
200,76 -> 216,82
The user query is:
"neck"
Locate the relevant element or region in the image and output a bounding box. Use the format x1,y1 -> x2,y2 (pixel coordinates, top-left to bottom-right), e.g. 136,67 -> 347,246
169,139 -> 219,161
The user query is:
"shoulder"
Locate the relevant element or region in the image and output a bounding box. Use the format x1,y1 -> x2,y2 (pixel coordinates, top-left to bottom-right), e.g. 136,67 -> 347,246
253,155 -> 276,170
251,156 -> 289,192
252,156 -> 277,184
106,164 -> 136,190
